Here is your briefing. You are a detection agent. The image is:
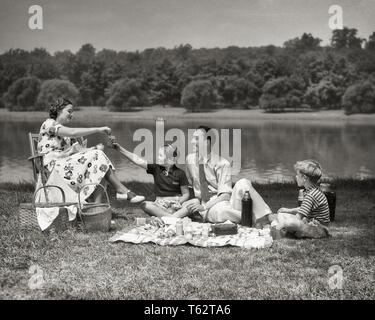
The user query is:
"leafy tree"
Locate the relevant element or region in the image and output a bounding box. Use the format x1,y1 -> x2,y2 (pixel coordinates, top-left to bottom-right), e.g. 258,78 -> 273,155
106,79 -> 149,111
245,70 -> 265,88
79,60 -> 106,105
304,79 -> 342,109
353,50 -> 375,74
3,76 -> 41,111
342,80 -> 375,115
96,49 -> 118,63
175,44 -> 192,61
181,80 -> 216,112
147,58 -> 179,106
102,62 -> 125,86
0,49 -> 29,96
149,81 -> 177,106
36,79 -> 79,110
365,32 -> 375,50
54,50 -> 77,81
284,33 -> 322,52
28,48 -> 60,80
253,57 -> 279,84
331,27 -> 364,49
55,44 -> 96,90
76,44 -> 96,64
217,76 -> 261,108
259,77 -> 304,112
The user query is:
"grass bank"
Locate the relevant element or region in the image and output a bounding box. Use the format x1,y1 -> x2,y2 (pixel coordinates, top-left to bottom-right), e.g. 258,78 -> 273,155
1,179 -> 374,299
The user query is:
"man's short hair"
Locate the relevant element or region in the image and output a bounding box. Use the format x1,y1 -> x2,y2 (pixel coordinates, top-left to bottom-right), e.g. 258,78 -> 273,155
197,125 -> 216,145
294,159 -> 323,183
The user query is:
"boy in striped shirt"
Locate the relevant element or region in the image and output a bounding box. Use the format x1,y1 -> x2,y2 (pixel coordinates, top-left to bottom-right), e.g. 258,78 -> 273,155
276,160 -> 330,238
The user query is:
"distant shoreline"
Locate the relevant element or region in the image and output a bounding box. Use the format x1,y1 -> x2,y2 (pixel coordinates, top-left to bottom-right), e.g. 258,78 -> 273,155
1,106 -> 375,123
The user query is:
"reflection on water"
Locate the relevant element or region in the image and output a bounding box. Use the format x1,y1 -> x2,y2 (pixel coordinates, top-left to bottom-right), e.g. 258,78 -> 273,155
1,118 -> 375,183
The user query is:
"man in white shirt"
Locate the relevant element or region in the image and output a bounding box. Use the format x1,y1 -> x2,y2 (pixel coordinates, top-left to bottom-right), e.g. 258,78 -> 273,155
173,126 -> 273,225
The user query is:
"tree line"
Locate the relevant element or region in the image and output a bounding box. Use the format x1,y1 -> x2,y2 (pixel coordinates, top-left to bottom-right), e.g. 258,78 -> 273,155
1,27 -> 375,114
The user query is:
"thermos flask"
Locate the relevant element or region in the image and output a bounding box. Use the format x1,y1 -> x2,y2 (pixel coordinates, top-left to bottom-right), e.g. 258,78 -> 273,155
241,191 -> 253,227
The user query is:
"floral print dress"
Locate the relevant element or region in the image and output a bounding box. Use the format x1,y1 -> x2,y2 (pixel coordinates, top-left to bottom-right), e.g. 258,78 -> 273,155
37,118 -> 114,200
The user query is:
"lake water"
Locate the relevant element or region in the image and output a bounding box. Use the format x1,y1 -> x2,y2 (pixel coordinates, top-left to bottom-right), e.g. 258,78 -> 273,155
1,117 -> 375,184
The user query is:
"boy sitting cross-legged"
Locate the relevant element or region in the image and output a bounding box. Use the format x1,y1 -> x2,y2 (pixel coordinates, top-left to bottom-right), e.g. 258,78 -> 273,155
276,159 -> 330,239
113,142 -> 190,219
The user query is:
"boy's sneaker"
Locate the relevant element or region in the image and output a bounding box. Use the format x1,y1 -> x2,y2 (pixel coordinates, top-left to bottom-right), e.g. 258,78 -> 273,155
116,191 -> 145,203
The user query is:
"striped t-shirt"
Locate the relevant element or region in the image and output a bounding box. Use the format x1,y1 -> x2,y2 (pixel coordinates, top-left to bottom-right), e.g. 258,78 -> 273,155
298,187 -> 330,224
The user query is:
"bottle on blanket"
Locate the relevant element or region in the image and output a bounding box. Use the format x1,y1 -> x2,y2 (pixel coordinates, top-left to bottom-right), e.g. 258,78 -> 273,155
241,191 -> 253,227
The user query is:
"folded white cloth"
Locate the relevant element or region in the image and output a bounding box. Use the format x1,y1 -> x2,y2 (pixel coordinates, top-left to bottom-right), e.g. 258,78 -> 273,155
36,207 -> 59,231
36,205 -> 77,231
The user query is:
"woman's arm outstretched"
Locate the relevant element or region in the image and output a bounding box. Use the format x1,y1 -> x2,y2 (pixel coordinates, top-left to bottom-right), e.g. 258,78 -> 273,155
57,126 -> 111,138
114,143 -> 148,169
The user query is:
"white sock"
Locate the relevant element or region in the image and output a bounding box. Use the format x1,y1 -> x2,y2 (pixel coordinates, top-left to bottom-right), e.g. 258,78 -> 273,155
117,192 -> 128,199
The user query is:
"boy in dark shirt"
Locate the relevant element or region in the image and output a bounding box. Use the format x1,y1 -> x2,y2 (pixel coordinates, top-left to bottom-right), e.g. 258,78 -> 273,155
114,142 -> 190,218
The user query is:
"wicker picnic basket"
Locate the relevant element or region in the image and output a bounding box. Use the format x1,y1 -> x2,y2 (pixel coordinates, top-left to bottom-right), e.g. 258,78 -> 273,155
18,185 -> 77,232
77,183 -> 112,233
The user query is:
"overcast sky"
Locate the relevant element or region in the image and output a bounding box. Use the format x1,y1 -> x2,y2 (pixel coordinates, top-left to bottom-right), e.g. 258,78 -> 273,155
0,0 -> 374,53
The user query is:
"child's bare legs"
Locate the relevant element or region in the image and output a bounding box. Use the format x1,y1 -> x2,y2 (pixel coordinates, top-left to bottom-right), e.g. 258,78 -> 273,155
141,201 -> 172,218
277,212 -> 329,238
277,212 -> 303,231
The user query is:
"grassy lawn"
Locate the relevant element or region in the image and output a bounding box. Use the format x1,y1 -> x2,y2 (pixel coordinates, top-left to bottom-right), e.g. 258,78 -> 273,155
0,180 -> 374,300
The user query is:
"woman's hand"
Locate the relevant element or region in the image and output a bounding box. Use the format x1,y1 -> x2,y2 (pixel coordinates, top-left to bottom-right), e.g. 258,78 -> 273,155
98,126 -> 112,135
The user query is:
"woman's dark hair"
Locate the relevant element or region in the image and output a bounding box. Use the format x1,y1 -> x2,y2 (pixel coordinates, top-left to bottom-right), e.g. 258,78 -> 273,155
49,98 -> 73,120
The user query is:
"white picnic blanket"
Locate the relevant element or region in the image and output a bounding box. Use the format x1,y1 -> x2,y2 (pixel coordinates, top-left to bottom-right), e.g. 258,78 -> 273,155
109,217 -> 273,249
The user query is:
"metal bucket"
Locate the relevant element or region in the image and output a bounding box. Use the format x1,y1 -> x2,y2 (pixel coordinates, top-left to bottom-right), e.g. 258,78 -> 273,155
78,184 -> 112,232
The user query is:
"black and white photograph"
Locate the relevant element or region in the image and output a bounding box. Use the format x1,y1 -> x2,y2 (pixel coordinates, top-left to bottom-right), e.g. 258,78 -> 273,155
0,0 -> 374,305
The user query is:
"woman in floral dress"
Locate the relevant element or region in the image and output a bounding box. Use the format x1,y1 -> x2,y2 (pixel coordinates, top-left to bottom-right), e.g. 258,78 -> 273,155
37,98 -> 145,203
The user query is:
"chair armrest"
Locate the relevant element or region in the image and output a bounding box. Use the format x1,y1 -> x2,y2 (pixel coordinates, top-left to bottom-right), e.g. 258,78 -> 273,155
27,153 -> 44,161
